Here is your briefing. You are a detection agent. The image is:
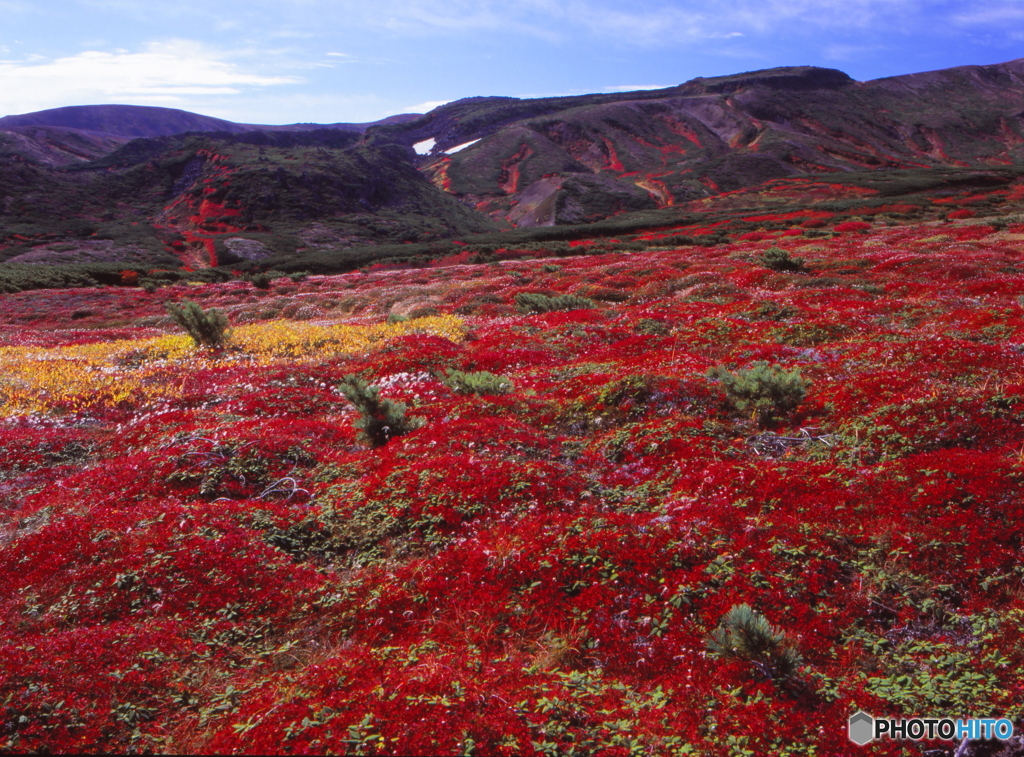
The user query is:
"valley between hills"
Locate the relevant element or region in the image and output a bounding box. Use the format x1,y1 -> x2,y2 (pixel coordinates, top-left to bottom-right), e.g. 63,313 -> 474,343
2,59 -> 1024,755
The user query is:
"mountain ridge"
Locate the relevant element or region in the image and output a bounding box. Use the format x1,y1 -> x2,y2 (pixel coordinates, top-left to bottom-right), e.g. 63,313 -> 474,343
2,58 -> 1024,273
400,58 -> 1024,226
0,106 -> 422,165
0,104 -> 423,138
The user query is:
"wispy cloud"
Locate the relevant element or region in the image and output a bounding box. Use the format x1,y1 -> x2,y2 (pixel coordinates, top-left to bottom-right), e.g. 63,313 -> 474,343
4,0 -> 1020,123
403,99 -> 450,112
299,0 -> 933,45
953,2 -> 1024,25
602,84 -> 672,92
0,41 -> 299,116
347,0 -> 711,43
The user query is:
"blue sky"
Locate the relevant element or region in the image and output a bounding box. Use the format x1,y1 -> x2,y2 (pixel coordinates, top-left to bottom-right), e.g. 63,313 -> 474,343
1,0 -> 1023,124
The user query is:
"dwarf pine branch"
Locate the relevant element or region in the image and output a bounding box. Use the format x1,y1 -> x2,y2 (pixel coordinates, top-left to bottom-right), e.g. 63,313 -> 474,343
706,603 -> 803,682
166,300 -> 230,349
338,374 -> 425,447
441,369 -> 514,396
759,246 -> 806,273
515,292 -> 596,314
708,361 -> 808,425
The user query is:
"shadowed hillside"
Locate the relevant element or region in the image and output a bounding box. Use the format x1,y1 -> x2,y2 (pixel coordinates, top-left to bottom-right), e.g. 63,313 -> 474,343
2,58 -> 1024,272
0,106 -> 421,166
402,61 -> 1024,226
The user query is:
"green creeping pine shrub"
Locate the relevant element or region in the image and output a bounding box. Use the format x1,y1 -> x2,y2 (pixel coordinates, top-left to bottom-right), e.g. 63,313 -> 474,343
707,603 -> 803,681
338,374 -> 425,447
515,292 -> 596,314
165,300 -> 230,348
249,272 -> 274,289
441,369 -> 514,395
708,361 -> 809,424
759,246 -> 806,272
634,318 -> 671,336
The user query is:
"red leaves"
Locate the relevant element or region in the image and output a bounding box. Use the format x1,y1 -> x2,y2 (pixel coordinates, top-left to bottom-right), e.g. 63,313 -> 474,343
1,621 -> 201,752
738,231 -> 772,241
7,209 -> 1024,753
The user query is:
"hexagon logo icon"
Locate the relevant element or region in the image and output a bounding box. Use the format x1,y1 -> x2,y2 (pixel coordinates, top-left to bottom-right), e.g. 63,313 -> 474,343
849,711 -> 874,745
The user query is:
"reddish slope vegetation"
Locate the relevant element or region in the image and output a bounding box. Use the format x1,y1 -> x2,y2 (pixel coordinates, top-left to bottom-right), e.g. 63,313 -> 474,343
4,59 -> 1024,270
407,60 -> 1024,227
3,213 -> 1024,754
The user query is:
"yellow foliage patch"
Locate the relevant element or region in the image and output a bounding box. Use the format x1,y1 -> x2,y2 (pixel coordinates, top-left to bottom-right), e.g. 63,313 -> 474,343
0,315 -> 465,416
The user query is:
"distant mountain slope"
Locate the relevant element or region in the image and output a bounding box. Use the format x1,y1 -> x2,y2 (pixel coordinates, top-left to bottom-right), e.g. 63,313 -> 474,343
378,60 -> 1024,225
0,104 -> 248,137
2,57 -> 1024,270
0,129 -> 500,269
0,104 -> 423,138
0,125 -> 130,164
0,106 -> 422,165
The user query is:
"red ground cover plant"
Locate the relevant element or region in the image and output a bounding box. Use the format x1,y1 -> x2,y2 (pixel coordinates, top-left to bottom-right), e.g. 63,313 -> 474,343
3,213 -> 1024,755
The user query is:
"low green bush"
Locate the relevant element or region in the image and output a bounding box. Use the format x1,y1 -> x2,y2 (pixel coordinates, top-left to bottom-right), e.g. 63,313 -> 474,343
441,369 -> 513,395
249,273 -> 274,289
708,361 -> 808,424
658,234 -> 695,247
707,604 -> 803,682
759,246 -> 806,272
338,374 -> 425,447
165,300 -> 230,348
515,292 -> 596,314
634,318 -> 670,336
0,263 -> 154,293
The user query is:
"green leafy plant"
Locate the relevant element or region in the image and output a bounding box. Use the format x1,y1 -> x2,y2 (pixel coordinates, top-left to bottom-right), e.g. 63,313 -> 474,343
707,603 -> 803,681
708,361 -> 809,424
515,292 -> 596,314
338,374 -> 425,447
759,246 -> 806,272
633,318 -> 670,336
441,369 -> 514,395
249,273 -> 274,289
165,300 -> 230,348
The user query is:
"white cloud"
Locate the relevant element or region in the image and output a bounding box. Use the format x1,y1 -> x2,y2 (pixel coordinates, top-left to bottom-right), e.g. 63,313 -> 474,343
0,40 -> 300,117
310,0 -> 931,45
380,0 -> 779,44
369,0 -> 562,40
602,84 -> 672,92
953,3 -> 1024,25
403,99 -> 450,112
